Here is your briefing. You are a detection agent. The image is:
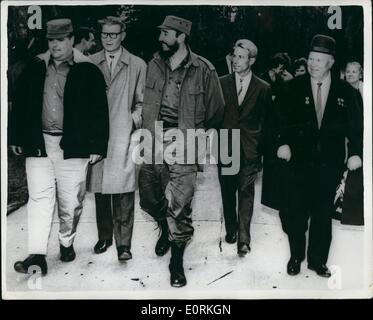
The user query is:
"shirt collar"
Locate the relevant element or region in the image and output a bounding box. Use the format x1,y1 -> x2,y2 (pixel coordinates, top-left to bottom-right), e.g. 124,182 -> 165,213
311,71 -> 331,86
169,51 -> 191,69
154,46 -> 197,68
48,52 -> 74,67
105,47 -> 122,61
235,70 -> 252,84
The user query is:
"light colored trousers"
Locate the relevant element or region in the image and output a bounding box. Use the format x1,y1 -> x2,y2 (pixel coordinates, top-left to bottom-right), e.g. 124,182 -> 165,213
26,134 -> 89,254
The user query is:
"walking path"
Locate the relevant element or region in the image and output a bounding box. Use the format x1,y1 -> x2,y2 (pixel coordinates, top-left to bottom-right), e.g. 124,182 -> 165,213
4,166 -> 366,299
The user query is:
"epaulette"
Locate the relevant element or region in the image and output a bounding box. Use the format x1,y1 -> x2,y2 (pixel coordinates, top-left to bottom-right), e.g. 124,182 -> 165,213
197,55 -> 216,71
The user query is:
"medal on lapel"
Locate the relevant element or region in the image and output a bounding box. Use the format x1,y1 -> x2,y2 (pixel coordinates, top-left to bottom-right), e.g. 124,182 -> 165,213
337,98 -> 345,107
305,96 -> 310,105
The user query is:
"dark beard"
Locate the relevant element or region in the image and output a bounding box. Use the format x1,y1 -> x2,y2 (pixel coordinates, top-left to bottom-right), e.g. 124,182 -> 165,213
159,41 -> 179,60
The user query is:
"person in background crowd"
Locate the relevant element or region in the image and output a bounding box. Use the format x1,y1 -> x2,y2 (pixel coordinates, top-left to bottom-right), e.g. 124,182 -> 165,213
337,60 -> 364,226
345,61 -> 363,97
87,16 -> 146,262
279,53 -> 294,81
138,15 -> 224,287
293,57 -> 308,77
218,39 -> 272,256
10,18 -> 109,275
261,52 -> 293,211
74,27 -> 96,55
276,34 -> 362,278
261,52 -> 293,101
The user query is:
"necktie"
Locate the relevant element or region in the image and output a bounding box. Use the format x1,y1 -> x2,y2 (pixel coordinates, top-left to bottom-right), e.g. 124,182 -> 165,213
315,82 -> 323,128
237,78 -> 244,105
109,55 -> 115,77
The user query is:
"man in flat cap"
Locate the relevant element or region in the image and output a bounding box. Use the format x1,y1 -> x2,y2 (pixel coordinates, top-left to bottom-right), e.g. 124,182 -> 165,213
276,34 -> 362,277
87,16 -> 146,262
218,39 -> 272,256
10,18 -> 109,274
138,15 -> 224,287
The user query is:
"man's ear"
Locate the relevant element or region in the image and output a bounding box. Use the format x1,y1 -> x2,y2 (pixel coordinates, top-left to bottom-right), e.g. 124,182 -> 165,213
249,57 -> 256,66
177,33 -> 186,44
121,31 -> 126,42
329,56 -> 335,69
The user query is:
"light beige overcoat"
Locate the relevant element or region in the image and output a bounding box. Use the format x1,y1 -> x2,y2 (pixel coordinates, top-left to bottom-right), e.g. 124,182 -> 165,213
87,47 -> 146,194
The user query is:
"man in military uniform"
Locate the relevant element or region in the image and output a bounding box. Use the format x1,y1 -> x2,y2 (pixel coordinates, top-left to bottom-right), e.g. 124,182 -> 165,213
138,15 -> 225,287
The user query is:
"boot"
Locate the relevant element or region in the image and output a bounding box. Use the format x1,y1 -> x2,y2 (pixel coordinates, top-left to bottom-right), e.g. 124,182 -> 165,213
155,219 -> 170,256
169,242 -> 187,288
14,254 -> 48,275
60,244 -> 76,262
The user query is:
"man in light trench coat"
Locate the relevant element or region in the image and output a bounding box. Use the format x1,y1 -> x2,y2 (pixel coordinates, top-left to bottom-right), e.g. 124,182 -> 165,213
87,16 -> 146,261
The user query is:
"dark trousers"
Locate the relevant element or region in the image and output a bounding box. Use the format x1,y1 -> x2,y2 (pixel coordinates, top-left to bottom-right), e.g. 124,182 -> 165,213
218,158 -> 260,245
279,164 -> 339,266
138,163 -> 198,247
95,192 -> 135,249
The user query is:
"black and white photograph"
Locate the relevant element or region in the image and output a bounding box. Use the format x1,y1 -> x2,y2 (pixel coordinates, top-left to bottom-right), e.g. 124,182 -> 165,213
1,0 -> 372,302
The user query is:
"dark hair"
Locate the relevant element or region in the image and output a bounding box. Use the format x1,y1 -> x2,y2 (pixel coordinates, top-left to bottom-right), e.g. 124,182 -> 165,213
74,27 -> 93,44
294,57 -> 307,70
269,52 -> 292,70
175,30 -> 189,46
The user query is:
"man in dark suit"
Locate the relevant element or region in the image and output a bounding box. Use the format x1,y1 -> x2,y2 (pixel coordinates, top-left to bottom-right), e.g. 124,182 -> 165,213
277,35 -> 362,277
218,39 -> 272,256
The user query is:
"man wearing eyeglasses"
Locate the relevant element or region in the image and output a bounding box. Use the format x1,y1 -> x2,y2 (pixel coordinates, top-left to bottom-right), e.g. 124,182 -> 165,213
218,39 -> 272,256
87,16 -> 146,262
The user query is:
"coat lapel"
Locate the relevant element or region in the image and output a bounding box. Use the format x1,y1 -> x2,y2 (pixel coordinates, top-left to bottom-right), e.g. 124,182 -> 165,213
92,50 -> 111,85
110,47 -> 129,83
304,76 -> 320,130
228,73 -> 239,108
319,76 -> 337,131
238,74 -> 259,117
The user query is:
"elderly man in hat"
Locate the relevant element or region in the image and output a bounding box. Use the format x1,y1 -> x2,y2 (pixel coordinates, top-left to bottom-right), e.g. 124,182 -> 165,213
87,16 -> 146,261
276,34 -> 362,277
138,15 -> 224,287
218,39 -> 272,256
9,18 -> 109,274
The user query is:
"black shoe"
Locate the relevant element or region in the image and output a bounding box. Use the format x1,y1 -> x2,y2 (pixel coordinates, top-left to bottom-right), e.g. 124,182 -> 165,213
60,244 -> 76,262
14,254 -> 48,275
308,264 -> 332,278
237,243 -> 251,257
169,243 -> 187,288
94,239 -> 113,254
155,220 -> 170,256
117,246 -> 132,262
225,232 -> 237,244
287,258 -> 301,276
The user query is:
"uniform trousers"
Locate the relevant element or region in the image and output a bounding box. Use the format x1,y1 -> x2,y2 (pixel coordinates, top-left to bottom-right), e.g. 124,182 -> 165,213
138,163 -> 198,247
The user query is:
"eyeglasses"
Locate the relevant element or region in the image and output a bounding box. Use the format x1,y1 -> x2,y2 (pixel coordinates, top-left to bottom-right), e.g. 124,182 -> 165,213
101,32 -> 122,39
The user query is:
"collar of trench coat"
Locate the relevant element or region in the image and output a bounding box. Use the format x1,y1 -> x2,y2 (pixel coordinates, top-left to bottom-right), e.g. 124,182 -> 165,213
91,46 -> 132,83
93,46 -> 130,65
